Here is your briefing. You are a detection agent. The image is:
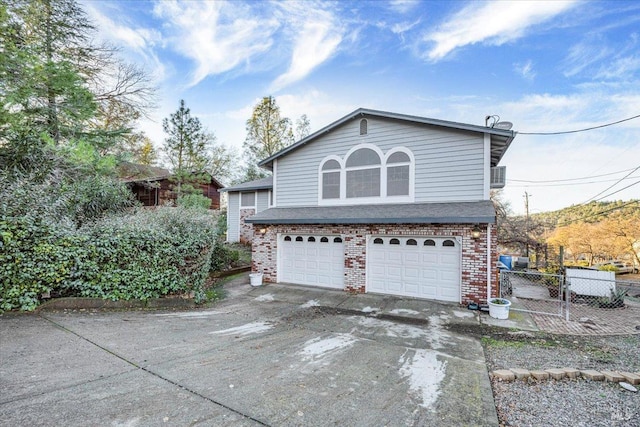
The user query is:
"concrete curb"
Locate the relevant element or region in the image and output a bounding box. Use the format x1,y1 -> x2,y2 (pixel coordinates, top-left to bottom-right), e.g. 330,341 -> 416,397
36,296 -> 199,311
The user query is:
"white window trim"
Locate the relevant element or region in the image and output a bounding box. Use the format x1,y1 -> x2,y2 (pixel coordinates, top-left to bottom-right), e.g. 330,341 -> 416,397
318,144 -> 415,206
272,159 -> 277,207
318,155 -> 344,202
240,191 -> 256,208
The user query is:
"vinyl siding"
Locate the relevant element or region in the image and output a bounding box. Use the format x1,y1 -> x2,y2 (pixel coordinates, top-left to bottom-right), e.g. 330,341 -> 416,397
275,117 -> 485,207
256,190 -> 270,212
227,192 -> 240,242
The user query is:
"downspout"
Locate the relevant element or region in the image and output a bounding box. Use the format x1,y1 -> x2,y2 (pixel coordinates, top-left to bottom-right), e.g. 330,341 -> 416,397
487,223 -> 492,300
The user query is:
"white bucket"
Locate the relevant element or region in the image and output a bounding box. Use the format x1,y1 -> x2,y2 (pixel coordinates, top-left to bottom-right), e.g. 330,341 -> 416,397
249,272 -> 263,287
488,298 -> 511,320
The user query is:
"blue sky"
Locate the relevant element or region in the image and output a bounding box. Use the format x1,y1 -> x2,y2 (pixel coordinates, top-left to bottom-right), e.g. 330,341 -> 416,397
85,0 -> 640,214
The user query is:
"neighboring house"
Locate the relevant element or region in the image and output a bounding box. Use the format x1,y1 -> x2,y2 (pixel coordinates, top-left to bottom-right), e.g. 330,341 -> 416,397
219,176 -> 272,243
119,162 -> 223,210
221,108 -> 515,304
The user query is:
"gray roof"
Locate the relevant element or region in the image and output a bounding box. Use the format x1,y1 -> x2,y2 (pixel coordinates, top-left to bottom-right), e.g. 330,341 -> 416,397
259,108 -> 516,170
219,176 -> 273,192
245,201 -> 496,225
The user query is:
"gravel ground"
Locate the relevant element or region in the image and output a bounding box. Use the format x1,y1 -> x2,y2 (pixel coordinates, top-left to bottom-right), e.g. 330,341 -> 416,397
481,330 -> 640,427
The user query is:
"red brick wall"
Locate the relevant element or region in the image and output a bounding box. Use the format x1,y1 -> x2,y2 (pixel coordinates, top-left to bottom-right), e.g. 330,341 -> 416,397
252,223 -> 497,304
239,209 -> 256,244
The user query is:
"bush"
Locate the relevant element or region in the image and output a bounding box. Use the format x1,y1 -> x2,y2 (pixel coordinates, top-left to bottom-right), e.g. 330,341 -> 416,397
65,208 -> 218,303
0,166 -> 224,311
177,193 -> 211,210
0,218 -> 83,311
210,242 -> 241,273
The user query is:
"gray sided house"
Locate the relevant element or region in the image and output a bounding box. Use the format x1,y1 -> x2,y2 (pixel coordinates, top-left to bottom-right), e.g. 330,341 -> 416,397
219,176 -> 273,243
221,108 -> 515,304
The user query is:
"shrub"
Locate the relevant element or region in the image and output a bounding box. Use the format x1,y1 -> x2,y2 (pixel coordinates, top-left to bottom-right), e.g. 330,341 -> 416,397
0,167 -> 222,311
210,242 -> 241,273
66,208 -> 218,302
0,218 -> 83,311
176,193 -> 211,210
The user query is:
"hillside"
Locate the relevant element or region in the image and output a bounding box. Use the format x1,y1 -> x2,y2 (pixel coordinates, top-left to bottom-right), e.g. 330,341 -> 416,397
531,199 -> 640,226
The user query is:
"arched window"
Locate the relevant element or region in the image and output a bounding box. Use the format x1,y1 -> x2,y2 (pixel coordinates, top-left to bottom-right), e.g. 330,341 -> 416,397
443,240 -> 455,247
334,237 -> 343,243
321,159 -> 341,200
386,151 -> 411,196
318,145 -> 413,205
308,236 -> 316,242
373,238 -> 384,244
320,237 -> 329,243
390,238 -> 400,245
424,239 -> 436,246
359,119 -> 368,135
295,236 -> 304,242
406,239 -> 417,246
284,236 -> 292,241
346,148 -> 381,198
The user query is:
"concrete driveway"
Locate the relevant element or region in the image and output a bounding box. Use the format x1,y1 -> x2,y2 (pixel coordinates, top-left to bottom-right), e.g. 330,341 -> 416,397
1,278 -> 499,426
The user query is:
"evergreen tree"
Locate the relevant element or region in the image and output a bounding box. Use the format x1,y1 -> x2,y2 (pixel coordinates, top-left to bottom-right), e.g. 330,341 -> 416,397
0,0 -> 155,173
162,100 -> 212,196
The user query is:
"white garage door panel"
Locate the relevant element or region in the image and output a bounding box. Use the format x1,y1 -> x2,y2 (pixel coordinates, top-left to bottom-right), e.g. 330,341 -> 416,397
279,235 -> 344,289
367,236 -> 461,302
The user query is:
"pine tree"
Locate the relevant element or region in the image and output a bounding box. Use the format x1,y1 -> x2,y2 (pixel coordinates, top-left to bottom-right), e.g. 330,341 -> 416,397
162,100 -> 212,196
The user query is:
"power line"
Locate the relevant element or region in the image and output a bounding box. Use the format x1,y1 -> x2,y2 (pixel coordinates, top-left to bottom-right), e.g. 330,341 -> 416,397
582,164 -> 640,204
509,167 -> 636,183
590,178 -> 640,203
518,113 -> 640,135
509,175 -> 640,188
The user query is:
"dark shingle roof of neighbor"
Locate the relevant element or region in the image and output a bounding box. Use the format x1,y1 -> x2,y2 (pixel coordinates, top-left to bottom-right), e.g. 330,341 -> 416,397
245,200 -> 496,225
219,176 -> 273,192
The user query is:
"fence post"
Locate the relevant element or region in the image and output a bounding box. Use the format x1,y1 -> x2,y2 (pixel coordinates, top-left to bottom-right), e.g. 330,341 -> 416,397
564,275 -> 570,321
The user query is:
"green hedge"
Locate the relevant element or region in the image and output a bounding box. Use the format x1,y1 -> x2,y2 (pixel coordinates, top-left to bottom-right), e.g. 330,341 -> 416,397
0,208 -> 219,311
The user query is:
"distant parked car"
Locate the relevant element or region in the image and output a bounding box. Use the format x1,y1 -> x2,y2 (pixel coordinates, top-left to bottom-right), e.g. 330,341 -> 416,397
591,261 -> 636,274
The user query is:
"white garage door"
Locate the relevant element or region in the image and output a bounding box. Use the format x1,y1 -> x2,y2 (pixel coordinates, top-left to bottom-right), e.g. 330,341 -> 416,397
279,235 -> 345,289
367,236 -> 461,302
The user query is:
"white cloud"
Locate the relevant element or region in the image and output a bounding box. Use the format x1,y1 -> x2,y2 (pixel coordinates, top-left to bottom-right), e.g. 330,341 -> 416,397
596,55 -> 640,80
270,4 -> 343,91
389,0 -> 421,14
423,0 -> 577,61
154,1 -> 279,87
514,60 -> 536,81
84,4 -> 167,81
392,19 -> 421,35
563,36 -> 613,77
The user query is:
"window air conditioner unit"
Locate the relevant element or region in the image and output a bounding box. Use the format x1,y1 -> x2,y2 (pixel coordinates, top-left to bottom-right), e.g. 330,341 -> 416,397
490,166 -> 506,188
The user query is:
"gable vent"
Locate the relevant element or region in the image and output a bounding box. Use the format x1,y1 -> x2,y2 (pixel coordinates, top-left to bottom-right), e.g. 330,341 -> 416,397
490,166 -> 506,188
359,119 -> 368,135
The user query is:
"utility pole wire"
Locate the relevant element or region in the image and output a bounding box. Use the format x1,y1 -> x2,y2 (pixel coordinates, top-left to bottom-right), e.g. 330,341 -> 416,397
581,164 -> 640,204
518,113 -> 640,135
509,167 -> 636,183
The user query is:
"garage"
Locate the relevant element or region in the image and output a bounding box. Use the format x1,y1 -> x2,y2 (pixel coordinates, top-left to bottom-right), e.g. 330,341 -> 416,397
278,234 -> 345,289
366,236 -> 461,302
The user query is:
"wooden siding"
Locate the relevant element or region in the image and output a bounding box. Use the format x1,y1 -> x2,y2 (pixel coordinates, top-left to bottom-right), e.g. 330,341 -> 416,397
227,192 -> 240,242
275,117 -> 485,207
129,178 -> 221,209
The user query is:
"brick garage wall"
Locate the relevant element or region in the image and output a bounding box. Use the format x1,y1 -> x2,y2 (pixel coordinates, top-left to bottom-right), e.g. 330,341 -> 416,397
239,208 -> 255,244
252,223 -> 497,304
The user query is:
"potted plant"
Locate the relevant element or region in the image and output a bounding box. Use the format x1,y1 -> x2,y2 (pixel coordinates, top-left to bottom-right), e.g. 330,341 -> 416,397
488,297 -> 511,319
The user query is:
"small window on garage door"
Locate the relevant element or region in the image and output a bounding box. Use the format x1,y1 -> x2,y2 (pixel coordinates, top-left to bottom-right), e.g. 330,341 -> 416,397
443,239 -> 455,247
